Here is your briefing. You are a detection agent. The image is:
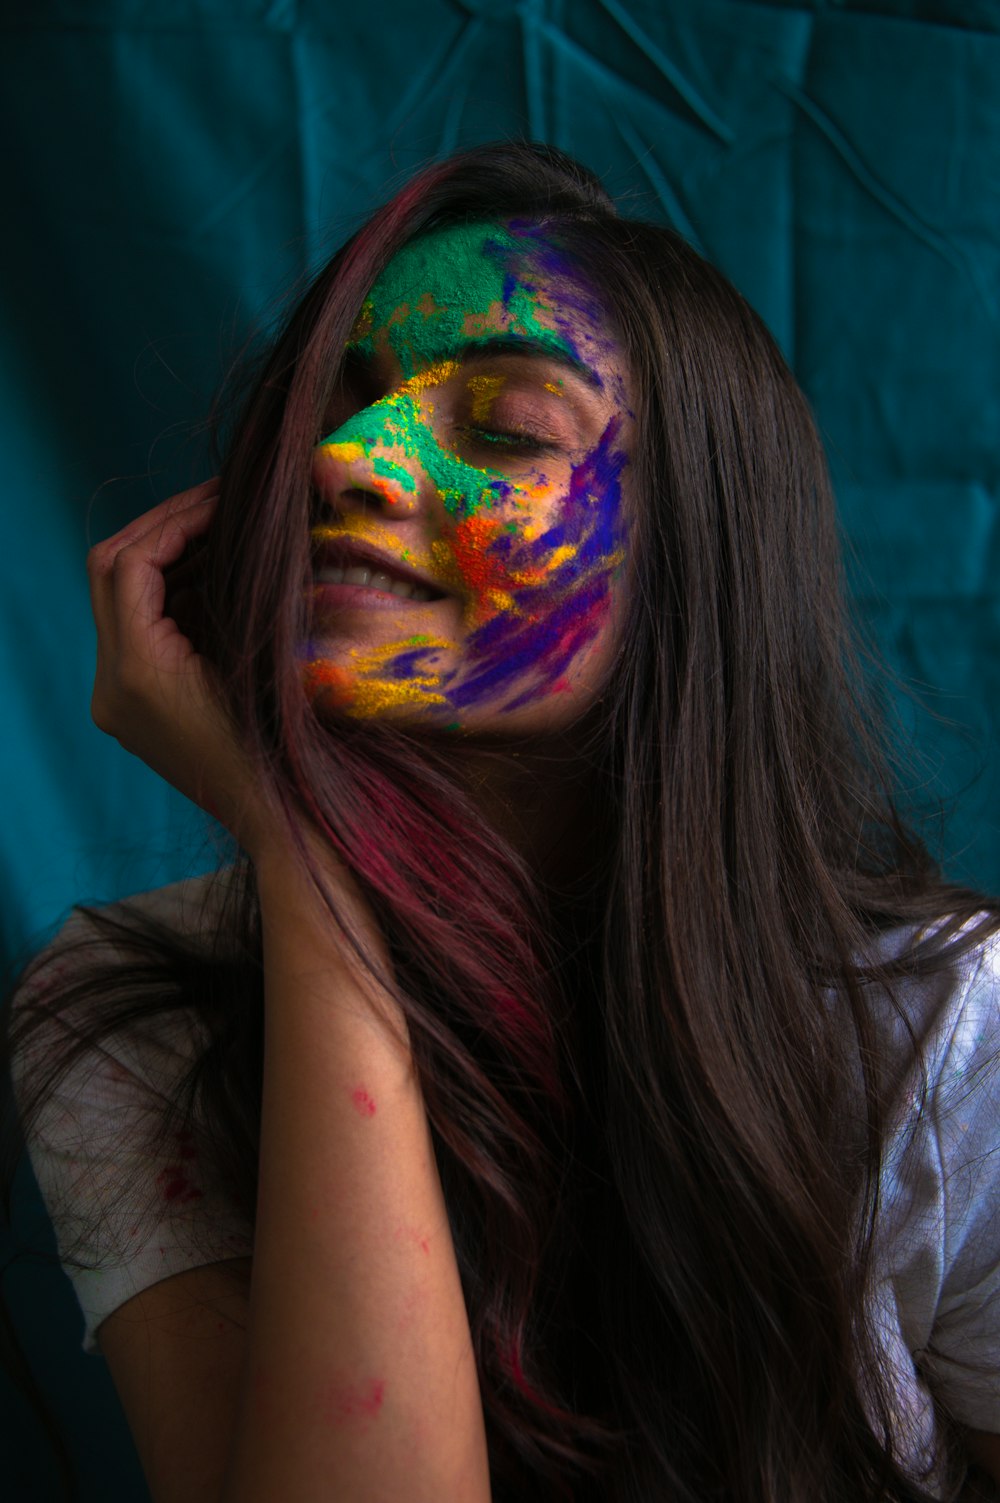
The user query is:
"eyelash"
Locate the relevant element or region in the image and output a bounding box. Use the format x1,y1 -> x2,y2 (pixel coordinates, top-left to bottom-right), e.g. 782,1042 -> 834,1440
458,425 -> 553,455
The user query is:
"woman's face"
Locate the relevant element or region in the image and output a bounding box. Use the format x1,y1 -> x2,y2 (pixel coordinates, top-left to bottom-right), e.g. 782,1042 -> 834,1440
304,219 -> 633,736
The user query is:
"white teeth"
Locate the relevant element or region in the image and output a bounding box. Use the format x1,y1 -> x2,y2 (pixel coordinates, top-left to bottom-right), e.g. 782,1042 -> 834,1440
369,569 -> 411,597
315,564 -> 436,603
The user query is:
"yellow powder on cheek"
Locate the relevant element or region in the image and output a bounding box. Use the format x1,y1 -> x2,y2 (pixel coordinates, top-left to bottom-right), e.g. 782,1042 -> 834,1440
306,638 -> 453,719
349,676 -> 448,716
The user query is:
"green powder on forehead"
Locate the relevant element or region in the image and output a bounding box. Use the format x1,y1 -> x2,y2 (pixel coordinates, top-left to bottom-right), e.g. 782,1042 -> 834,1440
352,220 -> 577,377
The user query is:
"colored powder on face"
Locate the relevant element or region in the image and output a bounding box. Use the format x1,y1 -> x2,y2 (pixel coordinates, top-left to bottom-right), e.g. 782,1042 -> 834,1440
446,417 -> 629,714
310,637 -> 452,719
302,658 -> 357,710
304,224 -> 629,726
447,511 -> 520,624
311,518 -> 464,595
316,439 -> 418,497
318,368 -> 513,523
466,373 -> 506,423
351,221 -> 580,379
304,420 -> 628,723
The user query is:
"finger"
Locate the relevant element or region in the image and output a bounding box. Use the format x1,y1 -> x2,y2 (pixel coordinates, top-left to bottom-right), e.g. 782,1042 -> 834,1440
118,482 -> 220,555
88,498 -> 215,658
89,478 -> 220,562
105,513 -> 212,653
87,485 -> 218,641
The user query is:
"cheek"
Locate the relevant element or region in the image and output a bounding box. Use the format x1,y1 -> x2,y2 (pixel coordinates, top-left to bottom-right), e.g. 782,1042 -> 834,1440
442,427 -> 630,714
436,474 -> 562,627
450,426 -> 630,632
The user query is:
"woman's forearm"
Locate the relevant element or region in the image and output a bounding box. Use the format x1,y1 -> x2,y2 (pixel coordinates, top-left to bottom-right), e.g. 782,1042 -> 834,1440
220,846 -> 491,1502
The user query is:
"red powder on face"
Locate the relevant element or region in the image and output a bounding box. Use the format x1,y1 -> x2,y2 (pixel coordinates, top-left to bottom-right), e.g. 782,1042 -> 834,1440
351,1086 -> 377,1117
449,512 -> 519,612
370,478 -> 399,506
302,658 -> 356,707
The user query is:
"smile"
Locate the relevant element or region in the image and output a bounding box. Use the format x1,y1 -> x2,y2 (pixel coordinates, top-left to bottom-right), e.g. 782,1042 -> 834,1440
312,567 -> 439,604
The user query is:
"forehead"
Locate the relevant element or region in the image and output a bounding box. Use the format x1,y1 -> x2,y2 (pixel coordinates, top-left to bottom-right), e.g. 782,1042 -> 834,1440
351,220 -> 619,385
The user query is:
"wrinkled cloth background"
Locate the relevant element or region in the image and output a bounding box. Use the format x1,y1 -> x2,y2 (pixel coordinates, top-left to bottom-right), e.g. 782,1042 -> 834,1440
1,1 -> 998,1496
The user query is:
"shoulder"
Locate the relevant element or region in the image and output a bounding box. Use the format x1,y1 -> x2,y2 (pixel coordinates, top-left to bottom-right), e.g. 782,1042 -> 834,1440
866,913 -> 1000,1284
865,914 -> 1000,1093
865,918 -> 1000,1456
11,867 -> 242,1009
45,865 -> 241,954
7,866 -> 245,1113
872,911 -> 1000,1284
6,872 -> 258,1357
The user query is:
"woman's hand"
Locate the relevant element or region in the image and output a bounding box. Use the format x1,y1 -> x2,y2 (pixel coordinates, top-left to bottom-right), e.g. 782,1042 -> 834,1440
88,480 -> 389,959
88,480 -> 272,852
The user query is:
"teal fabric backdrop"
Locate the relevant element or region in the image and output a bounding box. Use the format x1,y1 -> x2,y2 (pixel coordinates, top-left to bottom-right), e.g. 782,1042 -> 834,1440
2,1 -> 997,1496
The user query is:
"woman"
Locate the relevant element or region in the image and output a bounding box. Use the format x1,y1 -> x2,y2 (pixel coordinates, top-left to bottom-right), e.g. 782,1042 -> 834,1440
3,140 -> 1000,1502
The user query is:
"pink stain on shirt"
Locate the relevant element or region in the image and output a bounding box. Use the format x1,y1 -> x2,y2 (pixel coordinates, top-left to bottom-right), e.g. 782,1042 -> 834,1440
155,1129 -> 205,1205
351,1086 -> 377,1117
155,1165 -> 204,1205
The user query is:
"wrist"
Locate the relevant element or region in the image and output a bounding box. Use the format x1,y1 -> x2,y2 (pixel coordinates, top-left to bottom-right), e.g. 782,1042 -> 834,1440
253,829 -> 393,970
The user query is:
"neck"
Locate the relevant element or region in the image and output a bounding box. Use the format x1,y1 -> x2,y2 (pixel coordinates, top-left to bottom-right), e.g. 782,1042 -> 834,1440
450,724 -> 607,907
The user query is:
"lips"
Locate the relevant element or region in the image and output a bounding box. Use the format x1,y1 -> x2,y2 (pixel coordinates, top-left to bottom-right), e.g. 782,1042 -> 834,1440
308,538 -> 448,607
312,538 -> 448,599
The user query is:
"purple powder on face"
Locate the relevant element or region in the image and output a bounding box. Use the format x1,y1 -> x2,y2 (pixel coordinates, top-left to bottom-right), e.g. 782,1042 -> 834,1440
444,419 -> 629,713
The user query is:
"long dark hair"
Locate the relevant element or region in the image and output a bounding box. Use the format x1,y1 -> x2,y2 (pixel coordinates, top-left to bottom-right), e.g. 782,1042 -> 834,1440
3,140 -> 997,1502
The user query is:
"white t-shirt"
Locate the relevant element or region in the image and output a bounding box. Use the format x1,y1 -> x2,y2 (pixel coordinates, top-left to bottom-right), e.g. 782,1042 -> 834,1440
8,874 -> 1000,1494
9,874 -> 255,1355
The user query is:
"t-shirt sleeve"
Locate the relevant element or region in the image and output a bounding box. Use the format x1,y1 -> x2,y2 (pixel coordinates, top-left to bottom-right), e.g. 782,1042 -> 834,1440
9,892 -> 254,1355
912,931 -> 1000,1431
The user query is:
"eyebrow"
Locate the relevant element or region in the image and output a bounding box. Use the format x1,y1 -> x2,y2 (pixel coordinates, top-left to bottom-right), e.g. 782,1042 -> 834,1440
345,333 -> 604,392
443,335 -> 604,391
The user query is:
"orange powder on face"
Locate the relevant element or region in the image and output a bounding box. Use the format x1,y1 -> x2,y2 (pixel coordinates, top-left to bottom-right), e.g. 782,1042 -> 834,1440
302,659 -> 357,708
447,497 -> 584,625
448,513 -> 521,626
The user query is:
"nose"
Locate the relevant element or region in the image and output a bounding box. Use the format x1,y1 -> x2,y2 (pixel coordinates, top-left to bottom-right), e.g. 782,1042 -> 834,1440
312,395 -> 428,518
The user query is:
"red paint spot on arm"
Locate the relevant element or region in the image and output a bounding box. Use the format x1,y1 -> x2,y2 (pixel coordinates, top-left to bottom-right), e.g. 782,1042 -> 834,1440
351,1086 -> 377,1117
393,1223 -> 431,1256
320,1375 -> 386,1430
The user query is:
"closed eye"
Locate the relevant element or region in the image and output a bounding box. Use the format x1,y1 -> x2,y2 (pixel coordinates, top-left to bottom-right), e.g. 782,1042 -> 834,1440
457,426 -> 555,456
